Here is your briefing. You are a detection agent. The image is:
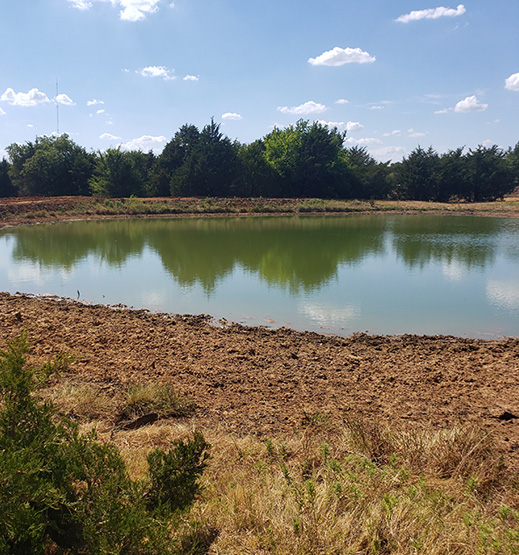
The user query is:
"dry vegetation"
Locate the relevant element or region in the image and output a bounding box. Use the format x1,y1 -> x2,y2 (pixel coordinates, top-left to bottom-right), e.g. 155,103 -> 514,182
0,195 -> 519,229
49,399 -> 519,554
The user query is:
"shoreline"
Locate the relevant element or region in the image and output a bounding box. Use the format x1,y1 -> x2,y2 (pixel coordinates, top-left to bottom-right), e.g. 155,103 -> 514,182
1,291 -> 518,469
0,195 -> 518,230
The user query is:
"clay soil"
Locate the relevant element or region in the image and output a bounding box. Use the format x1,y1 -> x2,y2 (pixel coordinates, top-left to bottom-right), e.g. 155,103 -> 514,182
1,292 -> 518,468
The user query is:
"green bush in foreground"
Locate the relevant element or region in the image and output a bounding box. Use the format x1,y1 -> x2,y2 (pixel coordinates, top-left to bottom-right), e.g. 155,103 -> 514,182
0,334 -> 211,554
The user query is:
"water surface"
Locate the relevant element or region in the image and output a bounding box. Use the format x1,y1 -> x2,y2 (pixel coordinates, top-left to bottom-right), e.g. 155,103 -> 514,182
1,214 -> 518,338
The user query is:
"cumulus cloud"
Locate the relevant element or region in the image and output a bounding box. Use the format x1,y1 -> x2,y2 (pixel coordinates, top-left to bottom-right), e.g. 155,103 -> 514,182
96,109 -> 106,114
335,98 -> 349,104
119,0 -> 160,21
344,137 -> 382,146
121,135 -> 167,152
183,75 -> 199,81
0,108 -> 5,116
100,133 -> 122,140
68,0 -> 92,9
222,112 -> 242,120
55,93 -> 76,106
308,47 -> 375,66
383,130 -> 401,137
396,4 -> 466,23
277,101 -> 327,115
138,65 -> 176,80
505,72 -> 519,92
454,95 -> 488,113
318,120 -> 364,133
370,146 -> 407,162
408,128 -> 427,137
87,99 -> 104,106
69,0 -> 160,21
435,95 -> 488,114
1,88 -> 50,107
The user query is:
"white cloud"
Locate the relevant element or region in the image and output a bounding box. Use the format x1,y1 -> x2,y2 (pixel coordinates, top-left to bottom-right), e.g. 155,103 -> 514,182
55,93 -> 76,106
121,135 -> 167,152
277,101 -> 327,115
434,108 -> 451,114
408,128 -> 427,138
0,107 -> 5,116
344,137 -> 382,146
183,74 -> 199,81
120,0 -> 160,21
1,87 -> 50,107
370,146 -> 407,162
369,105 -> 385,110
505,72 -> 519,92
138,65 -> 176,80
69,0 -> 160,21
396,4 -> 466,23
454,95 -> 488,113
383,129 -> 401,137
100,133 -> 122,140
308,46 -> 375,66
335,98 -> 349,104
87,99 -> 104,106
318,120 -> 364,133
68,0 -> 92,9
222,112 -> 242,120
96,109 -> 106,114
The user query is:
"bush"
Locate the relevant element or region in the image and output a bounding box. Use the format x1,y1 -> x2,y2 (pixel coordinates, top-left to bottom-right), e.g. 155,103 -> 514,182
0,334 -> 211,554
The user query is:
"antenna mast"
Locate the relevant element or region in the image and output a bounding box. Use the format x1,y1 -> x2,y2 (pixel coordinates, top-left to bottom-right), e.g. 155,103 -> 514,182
56,78 -> 60,136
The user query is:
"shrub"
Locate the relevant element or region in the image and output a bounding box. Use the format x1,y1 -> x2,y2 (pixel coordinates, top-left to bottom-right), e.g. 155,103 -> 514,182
0,333 -> 211,554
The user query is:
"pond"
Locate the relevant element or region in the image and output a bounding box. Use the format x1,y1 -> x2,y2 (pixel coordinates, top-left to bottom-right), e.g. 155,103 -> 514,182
0,214 -> 518,338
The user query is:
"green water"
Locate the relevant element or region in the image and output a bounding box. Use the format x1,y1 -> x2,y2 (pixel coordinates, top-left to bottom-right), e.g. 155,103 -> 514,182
0,214 -> 518,338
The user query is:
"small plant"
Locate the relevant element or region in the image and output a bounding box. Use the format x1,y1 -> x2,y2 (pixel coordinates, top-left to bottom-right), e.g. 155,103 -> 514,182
118,382 -> 196,421
0,334 -> 212,554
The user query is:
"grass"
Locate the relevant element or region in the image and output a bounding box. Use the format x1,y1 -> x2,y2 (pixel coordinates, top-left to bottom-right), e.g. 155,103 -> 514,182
45,378 -> 518,555
1,196 -> 518,228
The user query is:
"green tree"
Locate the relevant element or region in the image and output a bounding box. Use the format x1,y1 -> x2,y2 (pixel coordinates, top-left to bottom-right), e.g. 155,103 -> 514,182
171,119 -> 240,197
6,135 -> 94,197
90,148 -> 152,197
346,146 -> 391,199
0,158 -> 17,197
236,140 -> 278,197
262,120 -> 351,198
464,145 -> 515,201
395,146 -> 441,201
149,124 -> 201,197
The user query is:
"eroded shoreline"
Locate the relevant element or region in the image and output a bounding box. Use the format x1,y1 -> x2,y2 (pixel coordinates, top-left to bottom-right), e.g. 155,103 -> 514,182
1,291 -> 518,468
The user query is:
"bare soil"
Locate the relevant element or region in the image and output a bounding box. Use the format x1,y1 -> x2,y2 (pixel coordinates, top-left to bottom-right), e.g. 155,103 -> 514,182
1,292 -> 518,468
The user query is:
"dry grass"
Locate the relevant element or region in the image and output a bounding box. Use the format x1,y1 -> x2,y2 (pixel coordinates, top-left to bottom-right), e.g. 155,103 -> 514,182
35,373 -> 519,554
72,417 -> 519,555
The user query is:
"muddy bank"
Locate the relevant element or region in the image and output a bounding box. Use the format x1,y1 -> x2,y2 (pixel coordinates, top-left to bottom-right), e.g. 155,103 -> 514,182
1,292 -> 518,467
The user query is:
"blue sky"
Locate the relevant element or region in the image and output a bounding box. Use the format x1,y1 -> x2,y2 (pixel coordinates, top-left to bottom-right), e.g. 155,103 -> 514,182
1,0 -> 518,162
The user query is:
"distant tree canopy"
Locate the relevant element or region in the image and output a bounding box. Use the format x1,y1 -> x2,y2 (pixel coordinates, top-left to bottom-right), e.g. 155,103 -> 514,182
2,124 -> 518,201
6,134 -> 94,197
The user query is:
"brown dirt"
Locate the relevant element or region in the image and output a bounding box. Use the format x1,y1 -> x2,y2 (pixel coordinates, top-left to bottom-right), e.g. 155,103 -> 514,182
1,292 -> 518,468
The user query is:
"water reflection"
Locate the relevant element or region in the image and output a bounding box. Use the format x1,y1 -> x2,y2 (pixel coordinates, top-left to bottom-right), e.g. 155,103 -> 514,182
1,214 -> 518,337
7,216 -> 389,292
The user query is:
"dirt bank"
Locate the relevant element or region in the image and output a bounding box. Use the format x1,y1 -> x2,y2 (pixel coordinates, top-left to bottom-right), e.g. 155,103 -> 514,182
1,292 -> 518,468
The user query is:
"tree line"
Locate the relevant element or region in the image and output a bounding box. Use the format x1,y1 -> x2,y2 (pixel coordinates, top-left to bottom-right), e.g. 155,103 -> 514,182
1,119 -> 518,201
